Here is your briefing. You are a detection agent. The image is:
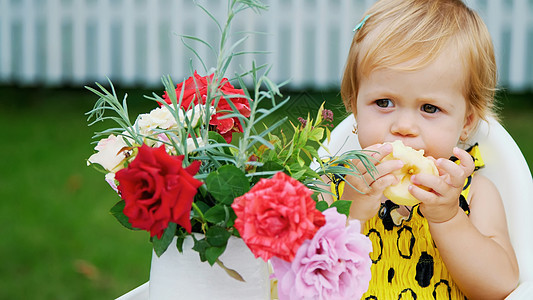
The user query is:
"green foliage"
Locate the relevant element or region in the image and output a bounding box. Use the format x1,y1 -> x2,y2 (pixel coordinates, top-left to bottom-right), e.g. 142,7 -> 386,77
205,165 -> 250,205
254,103 -> 333,178
316,201 -> 329,212
110,200 -> 137,231
330,200 -> 352,217
151,223 -> 178,257
83,0 -> 376,279
85,81 -> 143,146
315,200 -> 351,217
192,228 -> 231,266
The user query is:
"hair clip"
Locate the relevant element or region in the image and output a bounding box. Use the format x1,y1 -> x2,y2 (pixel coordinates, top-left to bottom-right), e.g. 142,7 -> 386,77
353,14 -> 371,32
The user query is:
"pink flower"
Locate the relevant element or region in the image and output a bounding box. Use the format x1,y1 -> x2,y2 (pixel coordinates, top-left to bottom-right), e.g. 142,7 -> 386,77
231,172 -> 325,262
271,208 -> 372,300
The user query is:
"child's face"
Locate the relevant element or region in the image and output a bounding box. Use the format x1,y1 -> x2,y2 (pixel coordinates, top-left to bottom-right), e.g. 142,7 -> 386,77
354,48 -> 476,159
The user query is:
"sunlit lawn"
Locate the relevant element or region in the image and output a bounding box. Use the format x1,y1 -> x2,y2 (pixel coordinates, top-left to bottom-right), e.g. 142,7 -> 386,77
0,85 -> 531,299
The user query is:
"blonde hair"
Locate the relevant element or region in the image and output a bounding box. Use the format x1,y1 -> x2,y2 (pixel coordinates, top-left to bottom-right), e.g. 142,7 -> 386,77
341,0 -> 498,124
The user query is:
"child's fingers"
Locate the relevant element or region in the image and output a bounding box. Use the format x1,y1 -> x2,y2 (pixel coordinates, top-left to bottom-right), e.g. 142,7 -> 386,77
358,143 -> 392,164
345,158 -> 403,195
359,159 -> 404,187
435,157 -> 471,188
411,173 -> 448,197
370,143 -> 393,161
453,147 -> 475,174
342,143 -> 403,195
435,159 -> 463,187
348,143 -> 392,181
369,173 -> 399,196
408,183 -> 436,203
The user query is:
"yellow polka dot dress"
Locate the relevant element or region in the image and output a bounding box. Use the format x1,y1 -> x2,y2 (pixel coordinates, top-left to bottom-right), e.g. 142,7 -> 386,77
330,144 -> 484,299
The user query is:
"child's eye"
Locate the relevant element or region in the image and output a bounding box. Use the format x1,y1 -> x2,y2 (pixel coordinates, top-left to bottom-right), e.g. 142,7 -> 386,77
375,99 -> 393,108
421,104 -> 439,113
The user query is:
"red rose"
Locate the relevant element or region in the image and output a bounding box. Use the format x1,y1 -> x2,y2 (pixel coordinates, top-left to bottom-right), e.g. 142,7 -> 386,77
115,144 -> 202,238
162,71 -> 251,143
162,71 -> 210,109
231,172 -> 326,262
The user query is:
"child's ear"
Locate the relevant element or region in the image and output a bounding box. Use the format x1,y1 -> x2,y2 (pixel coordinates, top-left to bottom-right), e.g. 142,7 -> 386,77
460,111 -> 478,141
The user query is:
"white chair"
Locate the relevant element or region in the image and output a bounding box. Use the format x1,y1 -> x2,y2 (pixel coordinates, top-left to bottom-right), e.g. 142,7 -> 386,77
317,114 -> 533,299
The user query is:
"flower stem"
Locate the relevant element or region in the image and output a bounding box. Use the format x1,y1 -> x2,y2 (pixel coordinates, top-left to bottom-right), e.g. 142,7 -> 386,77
191,202 -> 206,227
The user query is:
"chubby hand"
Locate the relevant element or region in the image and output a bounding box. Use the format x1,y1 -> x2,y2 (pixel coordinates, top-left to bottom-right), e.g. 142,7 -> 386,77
409,147 -> 475,223
342,143 -> 404,222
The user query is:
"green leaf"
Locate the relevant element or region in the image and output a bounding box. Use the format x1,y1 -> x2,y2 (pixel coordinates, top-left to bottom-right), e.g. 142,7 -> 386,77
205,165 -> 250,205
330,200 -> 352,217
206,245 -> 227,266
316,201 -> 329,212
297,129 -> 308,147
195,201 -> 211,214
151,222 -> 177,257
206,226 -> 231,247
110,200 -> 137,230
253,161 -> 284,183
204,205 -> 226,224
308,127 -> 324,142
296,154 -> 305,167
176,236 -> 185,253
226,209 -> 237,228
190,201 -> 210,219
303,145 -> 320,161
208,130 -> 228,144
291,168 -> 307,181
192,237 -> 209,262
208,131 -> 234,156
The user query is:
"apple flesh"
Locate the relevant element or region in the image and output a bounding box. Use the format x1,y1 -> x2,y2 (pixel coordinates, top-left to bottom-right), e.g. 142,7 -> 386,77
381,140 -> 438,206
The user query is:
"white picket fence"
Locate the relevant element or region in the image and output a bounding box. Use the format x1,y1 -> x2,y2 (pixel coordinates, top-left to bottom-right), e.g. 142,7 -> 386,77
1,0 -> 532,90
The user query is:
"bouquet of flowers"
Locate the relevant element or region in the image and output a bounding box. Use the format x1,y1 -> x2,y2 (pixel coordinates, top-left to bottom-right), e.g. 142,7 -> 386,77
86,0 -> 373,298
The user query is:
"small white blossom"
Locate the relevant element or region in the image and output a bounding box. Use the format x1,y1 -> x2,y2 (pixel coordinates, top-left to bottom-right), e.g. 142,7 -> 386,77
185,104 -> 216,128
105,173 -> 119,193
137,106 -> 182,135
87,134 -> 129,172
186,137 -> 206,152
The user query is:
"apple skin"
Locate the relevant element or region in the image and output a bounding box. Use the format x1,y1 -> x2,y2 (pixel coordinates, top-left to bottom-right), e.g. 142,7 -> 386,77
381,140 -> 438,206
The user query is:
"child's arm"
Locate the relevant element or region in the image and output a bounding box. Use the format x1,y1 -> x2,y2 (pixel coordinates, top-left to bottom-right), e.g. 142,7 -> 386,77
411,148 -> 519,299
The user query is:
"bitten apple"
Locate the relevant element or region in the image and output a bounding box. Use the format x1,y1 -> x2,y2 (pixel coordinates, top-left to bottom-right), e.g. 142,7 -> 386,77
381,140 -> 438,206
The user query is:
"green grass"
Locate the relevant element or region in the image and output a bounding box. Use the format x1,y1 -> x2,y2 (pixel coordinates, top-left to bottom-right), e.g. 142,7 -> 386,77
0,87 -> 153,299
0,85 -> 531,299
498,91 -> 533,168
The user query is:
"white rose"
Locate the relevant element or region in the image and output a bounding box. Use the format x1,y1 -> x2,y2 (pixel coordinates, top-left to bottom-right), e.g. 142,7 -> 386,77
87,134 -> 129,172
137,106 -> 182,134
185,104 -> 215,128
186,136 -> 205,152
105,173 -> 119,193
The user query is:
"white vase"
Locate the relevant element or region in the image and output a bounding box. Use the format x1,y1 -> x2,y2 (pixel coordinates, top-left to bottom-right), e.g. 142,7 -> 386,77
149,235 -> 271,300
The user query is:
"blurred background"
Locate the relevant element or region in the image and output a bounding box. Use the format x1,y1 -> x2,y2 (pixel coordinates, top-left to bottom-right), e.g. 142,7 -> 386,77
1,0 -> 532,299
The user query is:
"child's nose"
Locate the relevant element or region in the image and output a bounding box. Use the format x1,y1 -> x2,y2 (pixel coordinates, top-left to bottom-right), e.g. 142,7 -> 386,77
391,113 -> 419,137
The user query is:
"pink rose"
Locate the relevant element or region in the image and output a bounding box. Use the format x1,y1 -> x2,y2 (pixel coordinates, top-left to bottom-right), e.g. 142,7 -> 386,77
271,208 -> 372,300
231,172 -> 325,262
115,144 -> 203,238
162,71 -> 251,142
